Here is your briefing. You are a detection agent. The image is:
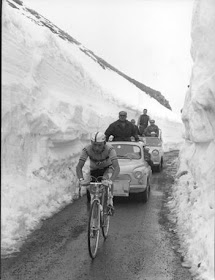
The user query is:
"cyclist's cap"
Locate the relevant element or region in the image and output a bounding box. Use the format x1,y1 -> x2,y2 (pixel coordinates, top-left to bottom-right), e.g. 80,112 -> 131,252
150,119 -> 155,123
119,111 -> 127,116
91,132 -> 106,143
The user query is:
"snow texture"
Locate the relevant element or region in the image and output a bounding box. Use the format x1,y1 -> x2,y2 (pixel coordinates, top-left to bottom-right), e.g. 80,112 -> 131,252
168,1 -> 215,279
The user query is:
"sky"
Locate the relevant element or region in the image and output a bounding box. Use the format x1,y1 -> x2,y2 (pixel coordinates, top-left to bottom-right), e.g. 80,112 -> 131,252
23,0 -> 194,115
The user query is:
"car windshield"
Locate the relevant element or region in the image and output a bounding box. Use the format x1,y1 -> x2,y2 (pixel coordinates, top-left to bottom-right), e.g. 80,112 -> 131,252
111,144 -> 141,159
144,137 -> 162,147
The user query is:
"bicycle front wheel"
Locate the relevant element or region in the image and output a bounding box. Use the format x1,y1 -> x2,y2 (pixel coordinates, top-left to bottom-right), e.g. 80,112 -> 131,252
101,189 -> 110,239
88,200 -> 100,259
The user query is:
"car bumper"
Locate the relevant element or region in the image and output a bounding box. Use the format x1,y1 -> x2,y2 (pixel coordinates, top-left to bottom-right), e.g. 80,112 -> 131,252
113,182 -> 147,196
129,184 -> 147,193
151,161 -> 160,166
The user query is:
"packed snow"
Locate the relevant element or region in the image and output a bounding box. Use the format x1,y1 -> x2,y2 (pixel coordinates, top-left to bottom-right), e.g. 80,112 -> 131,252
2,0 -> 214,280
166,1 -> 215,280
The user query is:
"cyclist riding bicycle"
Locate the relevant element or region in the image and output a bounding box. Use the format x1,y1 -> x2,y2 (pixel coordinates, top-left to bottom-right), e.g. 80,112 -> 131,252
76,131 -> 120,215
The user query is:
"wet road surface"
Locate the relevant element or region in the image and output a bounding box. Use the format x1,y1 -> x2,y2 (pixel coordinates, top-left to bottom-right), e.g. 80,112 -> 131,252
1,150 -> 193,280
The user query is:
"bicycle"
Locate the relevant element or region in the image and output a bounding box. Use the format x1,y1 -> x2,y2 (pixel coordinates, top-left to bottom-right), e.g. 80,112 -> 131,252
80,176 -> 111,259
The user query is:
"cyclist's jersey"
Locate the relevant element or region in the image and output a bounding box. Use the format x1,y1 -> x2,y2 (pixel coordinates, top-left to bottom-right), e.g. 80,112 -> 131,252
79,143 -> 117,171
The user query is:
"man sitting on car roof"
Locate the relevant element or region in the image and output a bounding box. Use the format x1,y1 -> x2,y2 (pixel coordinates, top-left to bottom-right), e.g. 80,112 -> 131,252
144,119 -> 159,137
105,111 -> 139,142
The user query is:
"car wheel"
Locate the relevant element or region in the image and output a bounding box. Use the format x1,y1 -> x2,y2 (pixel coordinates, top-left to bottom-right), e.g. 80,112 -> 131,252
157,163 -> 161,172
87,189 -> 91,203
157,157 -> 163,172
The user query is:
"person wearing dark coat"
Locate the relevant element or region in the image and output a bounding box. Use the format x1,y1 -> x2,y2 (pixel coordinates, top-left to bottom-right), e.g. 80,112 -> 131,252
137,109 -> 150,136
105,111 -> 139,142
144,119 -> 159,137
131,119 -> 140,135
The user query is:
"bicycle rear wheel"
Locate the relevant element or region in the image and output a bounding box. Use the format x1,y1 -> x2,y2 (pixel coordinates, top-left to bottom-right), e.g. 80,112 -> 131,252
101,189 -> 110,239
88,200 -> 100,259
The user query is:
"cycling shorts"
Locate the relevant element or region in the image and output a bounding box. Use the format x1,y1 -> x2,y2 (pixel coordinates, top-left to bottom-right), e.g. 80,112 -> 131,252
90,165 -> 113,182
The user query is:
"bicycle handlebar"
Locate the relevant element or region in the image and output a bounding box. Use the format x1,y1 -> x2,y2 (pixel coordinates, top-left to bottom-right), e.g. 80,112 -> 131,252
79,175 -> 108,186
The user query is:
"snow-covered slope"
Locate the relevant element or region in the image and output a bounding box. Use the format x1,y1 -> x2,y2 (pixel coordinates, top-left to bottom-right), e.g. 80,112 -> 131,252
2,0 -> 183,256
167,1 -> 215,280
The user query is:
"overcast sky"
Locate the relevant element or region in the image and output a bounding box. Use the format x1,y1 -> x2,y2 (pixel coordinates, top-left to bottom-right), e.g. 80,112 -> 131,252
23,0 -> 194,114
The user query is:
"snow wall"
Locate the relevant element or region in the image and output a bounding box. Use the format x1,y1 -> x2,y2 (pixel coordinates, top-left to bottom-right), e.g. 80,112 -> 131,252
2,0 -> 183,256
169,1 -> 215,279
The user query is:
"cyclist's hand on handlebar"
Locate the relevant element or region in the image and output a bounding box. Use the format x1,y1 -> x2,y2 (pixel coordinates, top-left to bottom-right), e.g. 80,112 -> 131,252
102,179 -> 113,187
79,179 -> 90,186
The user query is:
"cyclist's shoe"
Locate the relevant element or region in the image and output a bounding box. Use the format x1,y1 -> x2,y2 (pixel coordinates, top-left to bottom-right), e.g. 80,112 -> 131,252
90,225 -> 98,238
107,204 -> 115,216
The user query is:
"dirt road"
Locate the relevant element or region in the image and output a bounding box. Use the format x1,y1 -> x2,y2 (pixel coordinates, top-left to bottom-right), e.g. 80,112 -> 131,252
1,150 -> 193,280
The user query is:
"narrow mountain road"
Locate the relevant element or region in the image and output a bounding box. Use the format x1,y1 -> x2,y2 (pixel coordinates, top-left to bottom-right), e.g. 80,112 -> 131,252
1,151 -> 193,280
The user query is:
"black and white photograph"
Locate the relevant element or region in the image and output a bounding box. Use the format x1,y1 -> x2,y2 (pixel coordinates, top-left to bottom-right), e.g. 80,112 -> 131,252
2,0 -> 214,279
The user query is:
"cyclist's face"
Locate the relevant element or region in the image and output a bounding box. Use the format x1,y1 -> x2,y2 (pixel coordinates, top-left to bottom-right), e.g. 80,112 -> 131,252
91,142 -> 105,153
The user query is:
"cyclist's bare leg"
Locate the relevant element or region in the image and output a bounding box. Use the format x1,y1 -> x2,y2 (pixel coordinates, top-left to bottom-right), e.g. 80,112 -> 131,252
103,168 -> 114,210
91,197 -> 99,228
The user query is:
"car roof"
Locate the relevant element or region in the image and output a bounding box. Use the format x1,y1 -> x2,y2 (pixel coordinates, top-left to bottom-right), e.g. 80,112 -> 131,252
109,141 -> 144,147
145,136 -> 162,141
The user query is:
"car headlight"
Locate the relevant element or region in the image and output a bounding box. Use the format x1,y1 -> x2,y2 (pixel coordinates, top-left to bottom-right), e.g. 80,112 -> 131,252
152,149 -> 159,156
133,170 -> 143,179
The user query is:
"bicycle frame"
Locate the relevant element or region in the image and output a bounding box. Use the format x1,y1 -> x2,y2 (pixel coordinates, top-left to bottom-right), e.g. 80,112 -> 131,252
89,180 -> 110,228
87,177 -> 110,259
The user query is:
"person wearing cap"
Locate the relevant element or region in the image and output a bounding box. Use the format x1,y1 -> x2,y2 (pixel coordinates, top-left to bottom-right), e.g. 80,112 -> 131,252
105,111 -> 139,142
137,109 -> 150,136
76,131 -> 120,215
144,119 -> 159,137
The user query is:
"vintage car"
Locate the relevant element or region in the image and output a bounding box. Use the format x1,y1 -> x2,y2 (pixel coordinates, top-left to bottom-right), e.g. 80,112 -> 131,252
110,141 -> 152,202
140,136 -> 164,172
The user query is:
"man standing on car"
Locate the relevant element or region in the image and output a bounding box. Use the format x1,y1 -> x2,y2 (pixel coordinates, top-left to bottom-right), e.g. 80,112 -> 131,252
105,111 -> 139,142
137,109 -> 150,136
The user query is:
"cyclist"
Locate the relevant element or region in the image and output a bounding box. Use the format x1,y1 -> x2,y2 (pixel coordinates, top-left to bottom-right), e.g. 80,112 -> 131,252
76,131 -> 120,215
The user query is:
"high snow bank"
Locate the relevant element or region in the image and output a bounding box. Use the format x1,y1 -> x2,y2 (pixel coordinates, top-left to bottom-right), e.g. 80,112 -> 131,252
168,1 -> 215,279
2,1 -> 183,256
